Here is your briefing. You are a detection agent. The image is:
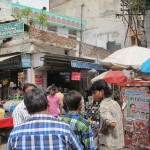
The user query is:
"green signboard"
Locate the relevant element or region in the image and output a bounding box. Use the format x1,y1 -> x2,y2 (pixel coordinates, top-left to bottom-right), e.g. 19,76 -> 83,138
0,21 -> 24,39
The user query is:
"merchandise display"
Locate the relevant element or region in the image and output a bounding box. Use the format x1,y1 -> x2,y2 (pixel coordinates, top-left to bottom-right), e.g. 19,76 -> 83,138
84,102 -> 100,136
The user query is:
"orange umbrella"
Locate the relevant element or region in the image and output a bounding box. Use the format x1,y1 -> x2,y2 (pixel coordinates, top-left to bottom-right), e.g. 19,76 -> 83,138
91,70 -> 129,84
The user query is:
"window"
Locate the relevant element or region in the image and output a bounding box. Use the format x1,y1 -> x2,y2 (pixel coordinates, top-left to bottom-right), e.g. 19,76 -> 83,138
64,50 -> 69,56
107,41 -> 121,51
47,26 -> 57,32
68,29 -> 77,40
107,41 -> 116,51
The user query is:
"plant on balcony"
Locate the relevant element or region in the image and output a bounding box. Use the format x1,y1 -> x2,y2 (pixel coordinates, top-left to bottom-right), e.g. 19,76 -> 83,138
14,8 -> 32,25
36,13 -> 50,30
129,0 -> 150,14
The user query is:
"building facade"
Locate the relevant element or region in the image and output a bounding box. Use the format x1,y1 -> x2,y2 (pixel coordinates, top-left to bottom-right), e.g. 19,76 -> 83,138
49,0 -> 128,50
0,0 -> 111,99
49,0 -> 150,49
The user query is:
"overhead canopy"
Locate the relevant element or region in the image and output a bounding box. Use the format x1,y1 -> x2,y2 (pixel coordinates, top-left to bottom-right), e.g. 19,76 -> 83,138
0,55 -> 19,62
141,58 -> 150,73
71,60 -> 105,70
101,46 -> 150,70
116,80 -> 150,87
91,70 -> 130,84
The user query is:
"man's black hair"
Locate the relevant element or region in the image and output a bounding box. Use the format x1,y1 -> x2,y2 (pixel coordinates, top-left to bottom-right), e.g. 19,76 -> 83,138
65,90 -> 82,111
130,104 -> 136,108
49,85 -> 57,92
12,87 -> 18,90
24,88 -> 48,113
90,80 -> 112,98
22,83 -> 37,92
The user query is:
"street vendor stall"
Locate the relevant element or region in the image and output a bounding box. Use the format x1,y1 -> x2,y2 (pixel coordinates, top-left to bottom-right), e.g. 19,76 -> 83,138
117,80 -> 150,149
0,118 -> 13,128
0,118 -> 13,145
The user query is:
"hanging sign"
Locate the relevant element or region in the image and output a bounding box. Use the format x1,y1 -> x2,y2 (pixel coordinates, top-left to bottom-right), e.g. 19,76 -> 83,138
21,56 -> 32,68
71,72 -> 81,81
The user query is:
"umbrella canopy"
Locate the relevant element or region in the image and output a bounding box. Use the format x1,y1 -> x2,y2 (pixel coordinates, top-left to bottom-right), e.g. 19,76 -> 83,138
101,46 -> 150,70
141,58 -> 150,73
116,80 -> 150,87
91,70 -> 130,84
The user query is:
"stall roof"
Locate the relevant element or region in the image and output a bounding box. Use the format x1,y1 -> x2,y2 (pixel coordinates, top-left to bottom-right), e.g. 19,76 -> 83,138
116,80 -> 150,87
43,53 -> 105,71
0,54 -> 20,62
71,60 -> 105,71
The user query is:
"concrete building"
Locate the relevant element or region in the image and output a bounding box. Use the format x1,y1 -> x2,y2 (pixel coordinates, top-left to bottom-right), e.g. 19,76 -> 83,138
49,0 -> 128,50
0,0 -> 112,99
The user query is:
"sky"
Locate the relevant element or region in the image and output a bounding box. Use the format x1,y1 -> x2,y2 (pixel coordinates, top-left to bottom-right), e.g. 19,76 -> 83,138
12,0 -> 49,10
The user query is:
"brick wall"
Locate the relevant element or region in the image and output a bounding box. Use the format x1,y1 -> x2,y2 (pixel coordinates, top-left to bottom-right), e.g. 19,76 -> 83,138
29,27 -> 77,49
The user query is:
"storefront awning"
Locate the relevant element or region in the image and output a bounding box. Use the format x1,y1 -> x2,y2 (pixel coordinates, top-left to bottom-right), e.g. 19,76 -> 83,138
71,60 -> 105,70
0,54 -> 19,62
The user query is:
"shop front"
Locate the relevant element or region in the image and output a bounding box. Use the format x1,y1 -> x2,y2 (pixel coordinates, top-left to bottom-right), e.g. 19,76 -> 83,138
0,53 -> 32,100
32,52 -> 105,95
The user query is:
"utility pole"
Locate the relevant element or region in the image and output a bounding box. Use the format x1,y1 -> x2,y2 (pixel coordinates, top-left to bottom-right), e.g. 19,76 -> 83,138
118,0 -> 148,47
79,4 -> 84,58
49,0 -> 51,11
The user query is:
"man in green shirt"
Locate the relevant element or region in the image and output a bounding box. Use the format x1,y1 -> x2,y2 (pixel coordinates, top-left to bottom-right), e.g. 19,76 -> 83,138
61,90 -> 95,150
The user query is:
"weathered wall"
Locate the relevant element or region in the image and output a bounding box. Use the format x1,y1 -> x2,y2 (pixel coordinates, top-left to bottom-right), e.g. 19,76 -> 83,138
0,0 -> 12,20
50,0 -> 128,49
145,11 -> 150,48
0,27 -> 111,60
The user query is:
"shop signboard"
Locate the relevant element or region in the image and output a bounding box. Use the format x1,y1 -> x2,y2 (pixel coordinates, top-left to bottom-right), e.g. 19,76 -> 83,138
71,72 -> 81,81
0,21 -> 24,39
21,56 -> 32,68
65,75 -> 70,82
60,72 -> 70,75
35,75 -> 43,84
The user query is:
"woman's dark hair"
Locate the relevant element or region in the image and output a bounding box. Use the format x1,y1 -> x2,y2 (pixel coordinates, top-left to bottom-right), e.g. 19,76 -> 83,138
65,90 -> 82,111
90,80 -> 112,98
24,88 -> 48,113
23,83 -> 37,92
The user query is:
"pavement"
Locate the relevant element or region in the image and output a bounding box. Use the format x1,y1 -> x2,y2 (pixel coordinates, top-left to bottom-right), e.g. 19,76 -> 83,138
0,136 -> 8,150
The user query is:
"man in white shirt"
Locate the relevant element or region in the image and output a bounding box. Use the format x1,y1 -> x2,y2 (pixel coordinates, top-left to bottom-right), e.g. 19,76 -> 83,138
12,83 -> 36,127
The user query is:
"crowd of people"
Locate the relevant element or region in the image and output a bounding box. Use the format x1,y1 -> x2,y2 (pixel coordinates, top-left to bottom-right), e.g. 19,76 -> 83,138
7,80 -> 125,150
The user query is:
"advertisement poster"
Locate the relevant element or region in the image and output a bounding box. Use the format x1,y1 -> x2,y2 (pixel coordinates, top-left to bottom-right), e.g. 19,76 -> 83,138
35,75 -> 43,84
127,94 -> 150,120
71,72 -> 81,81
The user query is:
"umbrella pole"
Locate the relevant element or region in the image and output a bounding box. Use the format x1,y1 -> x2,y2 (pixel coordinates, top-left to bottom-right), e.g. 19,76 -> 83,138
112,83 -> 115,99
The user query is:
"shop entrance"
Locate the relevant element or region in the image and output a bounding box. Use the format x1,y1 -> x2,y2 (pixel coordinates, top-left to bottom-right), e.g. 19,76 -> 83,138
47,71 -> 79,93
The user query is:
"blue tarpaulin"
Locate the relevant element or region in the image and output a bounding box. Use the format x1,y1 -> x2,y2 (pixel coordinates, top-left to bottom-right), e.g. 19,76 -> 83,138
141,58 -> 150,73
71,60 -> 105,70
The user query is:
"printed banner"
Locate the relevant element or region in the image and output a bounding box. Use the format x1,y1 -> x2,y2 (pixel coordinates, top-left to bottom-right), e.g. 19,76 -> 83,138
127,94 -> 150,120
